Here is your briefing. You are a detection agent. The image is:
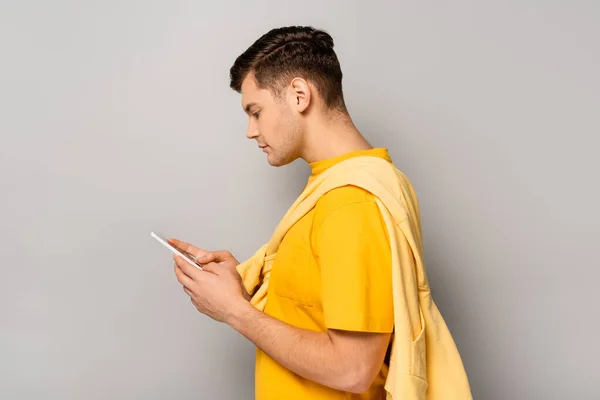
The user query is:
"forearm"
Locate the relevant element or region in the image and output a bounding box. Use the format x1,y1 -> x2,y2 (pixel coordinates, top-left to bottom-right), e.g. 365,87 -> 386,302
227,300 -> 360,392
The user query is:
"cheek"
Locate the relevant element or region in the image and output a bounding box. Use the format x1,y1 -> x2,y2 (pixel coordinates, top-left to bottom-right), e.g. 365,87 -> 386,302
261,116 -> 280,142
283,116 -> 300,144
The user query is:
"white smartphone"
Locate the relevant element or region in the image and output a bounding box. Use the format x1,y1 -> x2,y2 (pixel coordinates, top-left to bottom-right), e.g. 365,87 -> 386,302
150,232 -> 202,270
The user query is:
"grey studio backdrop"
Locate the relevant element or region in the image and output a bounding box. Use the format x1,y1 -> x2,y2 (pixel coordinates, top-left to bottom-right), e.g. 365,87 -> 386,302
1,1 -> 598,399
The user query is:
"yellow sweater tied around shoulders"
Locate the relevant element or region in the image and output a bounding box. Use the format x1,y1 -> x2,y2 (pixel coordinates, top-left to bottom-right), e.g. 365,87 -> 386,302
236,156 -> 472,399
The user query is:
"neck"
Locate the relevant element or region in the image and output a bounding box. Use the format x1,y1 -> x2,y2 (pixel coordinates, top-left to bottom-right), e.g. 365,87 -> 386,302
299,111 -> 373,163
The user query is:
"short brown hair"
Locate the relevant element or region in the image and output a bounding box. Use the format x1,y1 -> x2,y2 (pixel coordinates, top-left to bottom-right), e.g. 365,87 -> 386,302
229,26 -> 346,111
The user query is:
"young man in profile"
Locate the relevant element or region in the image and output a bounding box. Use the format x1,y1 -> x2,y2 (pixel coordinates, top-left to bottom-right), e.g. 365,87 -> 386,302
170,26 -> 471,399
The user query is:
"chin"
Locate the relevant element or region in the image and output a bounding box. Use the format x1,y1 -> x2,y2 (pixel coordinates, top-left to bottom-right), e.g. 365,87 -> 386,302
266,152 -> 294,167
267,157 -> 285,167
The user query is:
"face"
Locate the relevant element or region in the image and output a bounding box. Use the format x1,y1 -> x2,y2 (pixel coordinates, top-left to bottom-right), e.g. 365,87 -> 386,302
240,74 -> 305,166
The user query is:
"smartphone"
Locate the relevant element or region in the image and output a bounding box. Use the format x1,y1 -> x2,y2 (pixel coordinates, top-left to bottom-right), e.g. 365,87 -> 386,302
150,232 -> 202,270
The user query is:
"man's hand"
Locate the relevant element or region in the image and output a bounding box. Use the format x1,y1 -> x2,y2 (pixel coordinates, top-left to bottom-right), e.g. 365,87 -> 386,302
169,238 -> 250,321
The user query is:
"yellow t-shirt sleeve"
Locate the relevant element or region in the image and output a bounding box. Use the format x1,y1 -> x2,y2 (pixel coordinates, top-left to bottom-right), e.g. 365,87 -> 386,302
312,186 -> 394,333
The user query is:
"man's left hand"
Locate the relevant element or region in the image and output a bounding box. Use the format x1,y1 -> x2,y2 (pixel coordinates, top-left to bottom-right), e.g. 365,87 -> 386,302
171,242 -> 247,323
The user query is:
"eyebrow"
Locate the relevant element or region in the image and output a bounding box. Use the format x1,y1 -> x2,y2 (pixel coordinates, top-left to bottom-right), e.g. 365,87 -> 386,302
244,102 -> 257,114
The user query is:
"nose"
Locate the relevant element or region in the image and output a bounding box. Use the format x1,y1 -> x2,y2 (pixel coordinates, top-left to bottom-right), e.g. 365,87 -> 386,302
246,118 -> 259,139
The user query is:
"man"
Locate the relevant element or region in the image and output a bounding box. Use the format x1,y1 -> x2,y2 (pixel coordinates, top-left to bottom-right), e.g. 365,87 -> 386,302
170,26 -> 470,399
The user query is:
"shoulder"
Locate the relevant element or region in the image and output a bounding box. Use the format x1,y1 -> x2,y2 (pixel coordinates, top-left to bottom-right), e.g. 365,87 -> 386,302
313,185 -> 379,229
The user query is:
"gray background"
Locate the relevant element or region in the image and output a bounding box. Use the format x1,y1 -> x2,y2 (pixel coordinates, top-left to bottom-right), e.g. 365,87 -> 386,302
1,1 -> 599,399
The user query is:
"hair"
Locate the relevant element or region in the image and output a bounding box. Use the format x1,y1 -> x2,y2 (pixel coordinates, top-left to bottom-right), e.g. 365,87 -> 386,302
229,26 -> 346,111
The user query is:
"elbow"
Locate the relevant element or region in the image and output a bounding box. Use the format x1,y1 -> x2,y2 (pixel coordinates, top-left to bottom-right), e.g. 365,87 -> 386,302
340,363 -> 379,394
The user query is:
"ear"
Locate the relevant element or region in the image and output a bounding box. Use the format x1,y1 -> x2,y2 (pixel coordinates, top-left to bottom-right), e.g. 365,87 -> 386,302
290,77 -> 311,113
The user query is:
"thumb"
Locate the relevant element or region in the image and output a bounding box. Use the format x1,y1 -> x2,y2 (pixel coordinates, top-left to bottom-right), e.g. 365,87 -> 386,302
197,250 -> 232,264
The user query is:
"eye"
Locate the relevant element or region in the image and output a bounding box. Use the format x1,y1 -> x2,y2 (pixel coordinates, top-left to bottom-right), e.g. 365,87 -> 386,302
252,111 -> 260,119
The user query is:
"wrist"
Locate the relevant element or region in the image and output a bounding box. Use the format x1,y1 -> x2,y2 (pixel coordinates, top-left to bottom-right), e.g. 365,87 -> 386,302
226,297 -> 256,330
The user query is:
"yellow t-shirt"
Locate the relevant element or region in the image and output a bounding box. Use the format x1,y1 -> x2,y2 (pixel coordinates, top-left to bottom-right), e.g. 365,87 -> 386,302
255,148 -> 395,400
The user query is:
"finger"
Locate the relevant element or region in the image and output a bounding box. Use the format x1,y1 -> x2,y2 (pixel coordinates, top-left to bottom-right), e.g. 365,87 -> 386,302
174,255 -> 202,279
183,286 -> 194,298
201,262 -> 221,275
168,238 -> 210,259
190,297 -> 199,308
174,262 -> 195,288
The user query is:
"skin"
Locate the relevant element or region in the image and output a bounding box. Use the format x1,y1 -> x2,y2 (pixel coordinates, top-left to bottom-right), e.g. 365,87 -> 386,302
170,73 -> 391,394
